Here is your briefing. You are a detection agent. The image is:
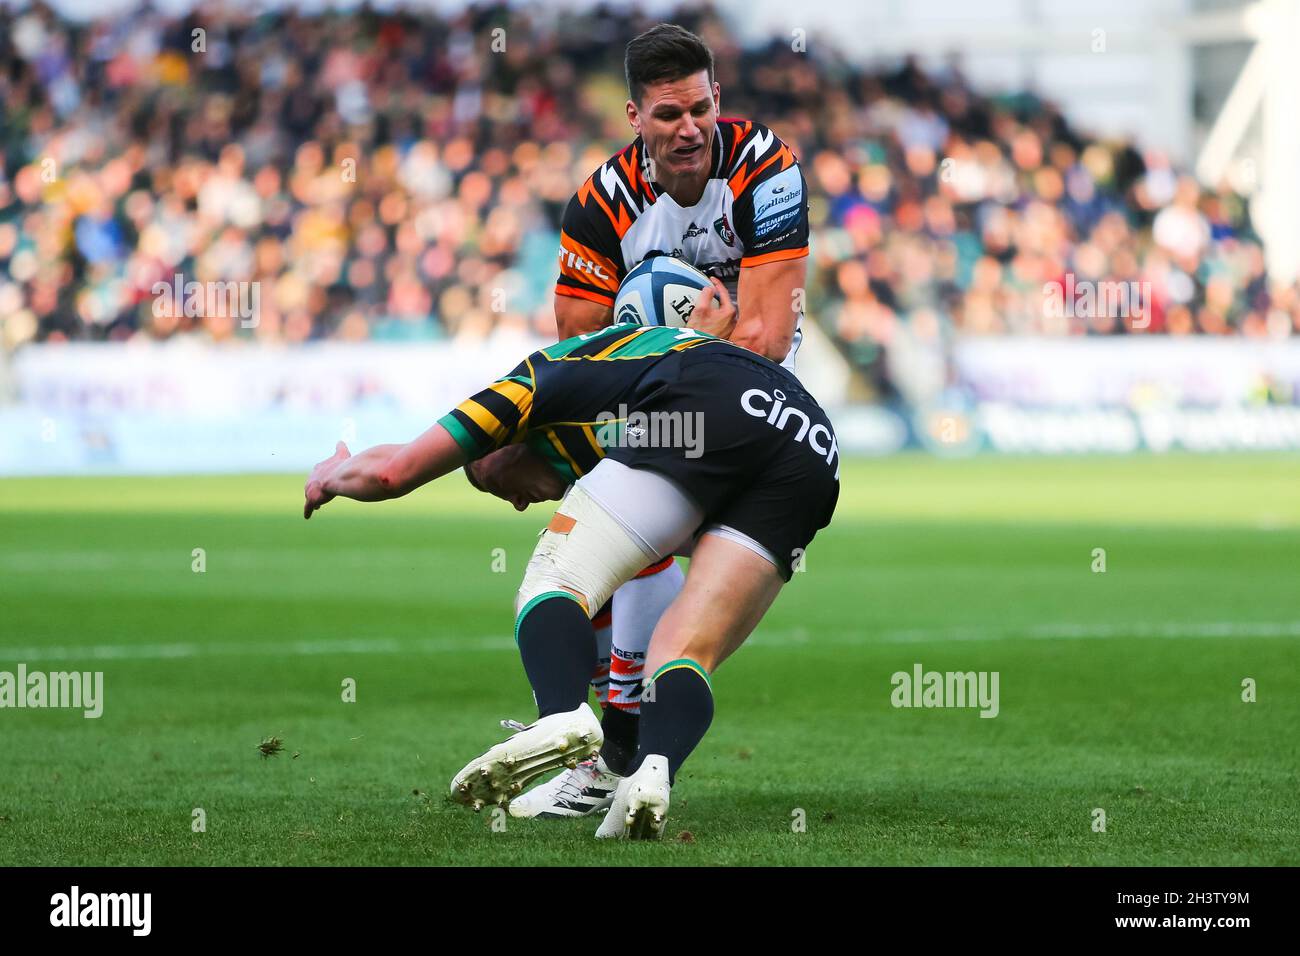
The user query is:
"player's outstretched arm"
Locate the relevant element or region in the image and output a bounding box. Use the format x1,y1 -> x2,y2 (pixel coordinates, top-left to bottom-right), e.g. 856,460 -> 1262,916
303,425 -> 468,519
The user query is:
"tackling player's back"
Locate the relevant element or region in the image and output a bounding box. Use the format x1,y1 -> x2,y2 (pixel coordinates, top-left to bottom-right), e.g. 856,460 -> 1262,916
439,325 -> 734,482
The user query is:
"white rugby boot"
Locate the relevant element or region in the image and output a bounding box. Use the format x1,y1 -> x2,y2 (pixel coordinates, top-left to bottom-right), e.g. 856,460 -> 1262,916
594,754 -> 671,840
507,755 -> 622,819
449,703 -> 602,812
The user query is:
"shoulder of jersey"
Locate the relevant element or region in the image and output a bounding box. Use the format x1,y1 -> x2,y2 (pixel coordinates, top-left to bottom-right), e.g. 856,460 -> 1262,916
716,118 -> 800,200
571,140 -> 658,240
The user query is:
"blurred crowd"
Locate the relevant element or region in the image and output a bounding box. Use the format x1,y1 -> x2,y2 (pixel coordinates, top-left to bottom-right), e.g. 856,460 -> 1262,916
1,2 -> 1296,386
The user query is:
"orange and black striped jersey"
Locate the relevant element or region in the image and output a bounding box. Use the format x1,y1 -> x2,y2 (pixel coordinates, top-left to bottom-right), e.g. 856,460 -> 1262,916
555,118 -> 810,312
437,324 -> 730,483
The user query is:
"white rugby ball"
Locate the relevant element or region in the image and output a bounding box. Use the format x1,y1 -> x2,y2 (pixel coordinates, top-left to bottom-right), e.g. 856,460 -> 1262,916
613,256 -> 713,328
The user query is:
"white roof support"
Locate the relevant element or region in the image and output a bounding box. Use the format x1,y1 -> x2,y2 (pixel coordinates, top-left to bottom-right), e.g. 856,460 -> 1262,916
1192,0 -> 1300,283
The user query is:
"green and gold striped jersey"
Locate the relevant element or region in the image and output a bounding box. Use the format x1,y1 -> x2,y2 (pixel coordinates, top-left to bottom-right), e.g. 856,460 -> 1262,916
437,324 -> 728,482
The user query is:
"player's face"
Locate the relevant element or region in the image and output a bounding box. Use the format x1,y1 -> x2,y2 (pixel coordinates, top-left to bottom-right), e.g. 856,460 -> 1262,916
629,71 -> 720,183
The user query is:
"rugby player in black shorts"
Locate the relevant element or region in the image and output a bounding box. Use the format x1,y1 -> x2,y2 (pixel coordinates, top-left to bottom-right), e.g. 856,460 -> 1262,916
303,321 -> 838,839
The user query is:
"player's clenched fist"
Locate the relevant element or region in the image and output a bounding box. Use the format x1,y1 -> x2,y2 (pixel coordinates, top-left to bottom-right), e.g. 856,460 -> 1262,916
465,443 -> 568,511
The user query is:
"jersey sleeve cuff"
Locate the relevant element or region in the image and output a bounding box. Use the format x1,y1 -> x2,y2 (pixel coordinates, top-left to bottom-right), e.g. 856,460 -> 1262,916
437,413 -> 482,460
555,285 -> 616,307
740,247 -> 809,268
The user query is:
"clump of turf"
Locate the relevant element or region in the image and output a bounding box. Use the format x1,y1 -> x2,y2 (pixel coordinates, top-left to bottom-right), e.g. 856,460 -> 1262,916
257,736 -> 285,759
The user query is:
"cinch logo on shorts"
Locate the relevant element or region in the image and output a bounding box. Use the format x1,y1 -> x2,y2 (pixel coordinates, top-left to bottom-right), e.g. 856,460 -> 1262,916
740,387 -> 839,474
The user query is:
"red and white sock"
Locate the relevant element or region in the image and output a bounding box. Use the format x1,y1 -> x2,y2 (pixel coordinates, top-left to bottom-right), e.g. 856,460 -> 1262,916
607,557 -> 685,714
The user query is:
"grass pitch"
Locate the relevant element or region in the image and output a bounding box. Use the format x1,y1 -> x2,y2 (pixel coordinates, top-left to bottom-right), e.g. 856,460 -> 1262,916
0,454 -> 1297,866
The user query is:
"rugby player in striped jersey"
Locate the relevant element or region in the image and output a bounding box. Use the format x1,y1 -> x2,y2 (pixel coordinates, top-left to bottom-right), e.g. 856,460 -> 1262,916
466,23 -> 813,818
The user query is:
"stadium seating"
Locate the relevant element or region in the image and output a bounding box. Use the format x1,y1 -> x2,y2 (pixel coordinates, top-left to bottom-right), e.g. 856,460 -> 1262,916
0,2 -> 1292,401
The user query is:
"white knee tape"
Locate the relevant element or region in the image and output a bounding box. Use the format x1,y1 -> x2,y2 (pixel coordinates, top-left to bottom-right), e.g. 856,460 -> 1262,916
515,485 -> 659,621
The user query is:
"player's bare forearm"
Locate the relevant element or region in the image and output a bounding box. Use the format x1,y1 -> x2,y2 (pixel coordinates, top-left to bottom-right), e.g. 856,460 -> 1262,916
554,293 -> 612,339
304,425 -> 468,519
732,257 -> 804,362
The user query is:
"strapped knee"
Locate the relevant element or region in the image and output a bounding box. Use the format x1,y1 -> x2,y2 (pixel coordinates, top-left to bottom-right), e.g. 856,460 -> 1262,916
515,485 -> 659,623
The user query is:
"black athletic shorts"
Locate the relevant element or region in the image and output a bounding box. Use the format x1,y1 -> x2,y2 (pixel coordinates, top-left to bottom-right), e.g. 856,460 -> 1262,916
606,347 -> 840,581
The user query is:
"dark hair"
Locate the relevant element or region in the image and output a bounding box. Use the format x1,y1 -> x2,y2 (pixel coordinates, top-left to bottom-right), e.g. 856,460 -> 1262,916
624,24 -> 715,105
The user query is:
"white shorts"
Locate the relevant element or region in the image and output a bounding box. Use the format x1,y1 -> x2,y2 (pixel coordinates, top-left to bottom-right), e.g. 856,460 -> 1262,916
576,459 -> 780,572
